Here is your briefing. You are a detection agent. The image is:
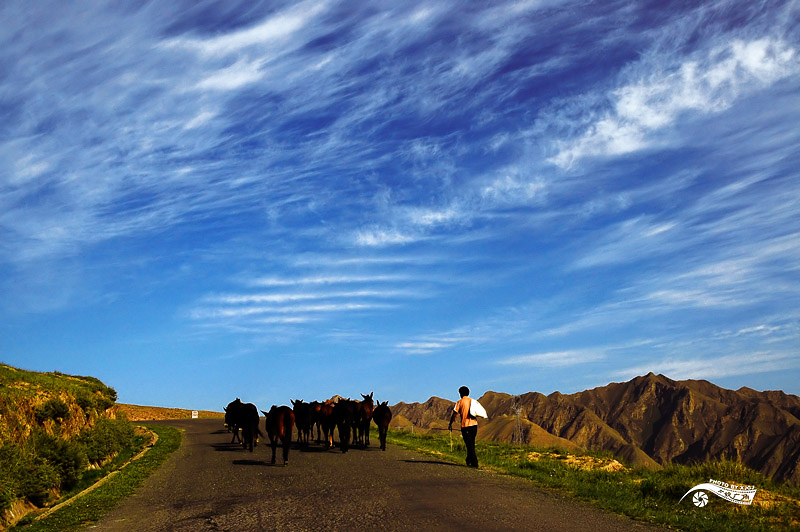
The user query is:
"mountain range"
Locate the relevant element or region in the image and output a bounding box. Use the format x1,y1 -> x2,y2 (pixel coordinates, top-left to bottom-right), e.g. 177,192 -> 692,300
390,373 -> 800,486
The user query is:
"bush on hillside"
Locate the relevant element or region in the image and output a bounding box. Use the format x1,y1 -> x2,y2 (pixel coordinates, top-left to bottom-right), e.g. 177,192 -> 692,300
0,442 -> 60,508
74,389 -> 116,416
28,430 -> 88,491
79,418 -> 135,463
0,419 -> 140,513
34,398 -> 70,425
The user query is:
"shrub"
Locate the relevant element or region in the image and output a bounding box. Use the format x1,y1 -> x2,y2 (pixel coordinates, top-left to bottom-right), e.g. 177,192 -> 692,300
79,418 -> 135,463
28,431 -> 88,491
17,460 -> 60,507
75,390 -> 94,415
0,442 -> 60,507
34,398 -> 70,424
0,450 -> 17,512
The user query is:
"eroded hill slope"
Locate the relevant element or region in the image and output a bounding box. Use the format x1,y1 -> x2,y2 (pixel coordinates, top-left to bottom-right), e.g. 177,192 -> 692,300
391,374 -> 800,485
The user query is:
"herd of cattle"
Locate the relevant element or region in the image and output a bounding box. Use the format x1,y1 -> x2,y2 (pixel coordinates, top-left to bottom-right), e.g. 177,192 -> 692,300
222,393 -> 393,465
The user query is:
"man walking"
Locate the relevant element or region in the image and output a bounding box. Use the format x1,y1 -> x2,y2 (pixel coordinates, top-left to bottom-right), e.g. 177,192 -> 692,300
448,386 -> 481,468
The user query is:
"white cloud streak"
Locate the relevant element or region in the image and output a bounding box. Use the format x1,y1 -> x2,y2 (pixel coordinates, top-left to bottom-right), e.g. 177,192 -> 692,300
498,350 -> 605,367
549,38 -> 799,167
3,1 -> 799,396
613,351 -> 800,381
251,274 -> 411,287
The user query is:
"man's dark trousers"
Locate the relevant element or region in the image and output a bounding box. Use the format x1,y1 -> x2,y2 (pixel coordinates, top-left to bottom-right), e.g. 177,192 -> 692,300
461,425 -> 478,467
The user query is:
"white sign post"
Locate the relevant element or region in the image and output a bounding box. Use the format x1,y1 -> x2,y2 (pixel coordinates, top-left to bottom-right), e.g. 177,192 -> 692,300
191,410 -> 199,419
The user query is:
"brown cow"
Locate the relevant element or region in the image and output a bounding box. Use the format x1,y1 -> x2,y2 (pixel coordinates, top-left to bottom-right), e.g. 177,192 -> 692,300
261,405 -> 295,465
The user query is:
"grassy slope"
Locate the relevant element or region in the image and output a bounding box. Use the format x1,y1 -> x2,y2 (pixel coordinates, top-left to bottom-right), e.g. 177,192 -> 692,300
0,365 -> 117,444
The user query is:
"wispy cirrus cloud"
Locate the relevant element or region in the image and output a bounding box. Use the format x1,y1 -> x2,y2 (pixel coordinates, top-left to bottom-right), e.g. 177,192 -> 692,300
250,274 -> 411,287
613,351 -> 800,381
354,228 -> 420,248
191,302 -> 393,320
209,289 -> 414,305
395,339 -> 465,356
3,0 -> 800,404
163,1 -> 326,58
498,350 -> 605,367
548,38 -> 799,167
189,265 -> 439,335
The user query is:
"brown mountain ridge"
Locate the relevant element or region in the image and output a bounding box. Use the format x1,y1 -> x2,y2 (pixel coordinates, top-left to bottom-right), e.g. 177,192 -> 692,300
390,373 -> 800,486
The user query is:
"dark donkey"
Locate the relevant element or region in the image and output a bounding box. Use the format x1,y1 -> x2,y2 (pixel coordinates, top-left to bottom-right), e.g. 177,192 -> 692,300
262,405 -> 295,465
372,401 -> 392,451
355,392 -> 374,447
309,401 -> 324,443
333,398 -> 358,453
224,398 -> 263,451
291,399 -> 313,446
223,398 -> 242,444
318,401 -> 336,448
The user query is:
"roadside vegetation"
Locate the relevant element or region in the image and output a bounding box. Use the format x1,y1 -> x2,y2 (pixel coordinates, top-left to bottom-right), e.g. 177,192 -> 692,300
0,364 -> 164,530
11,423 -> 180,532
384,428 -> 800,532
0,418 -> 144,511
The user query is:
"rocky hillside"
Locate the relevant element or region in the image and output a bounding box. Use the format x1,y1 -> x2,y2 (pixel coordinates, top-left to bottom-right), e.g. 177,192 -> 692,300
391,374 -> 800,485
0,364 -> 133,529
0,364 -> 117,445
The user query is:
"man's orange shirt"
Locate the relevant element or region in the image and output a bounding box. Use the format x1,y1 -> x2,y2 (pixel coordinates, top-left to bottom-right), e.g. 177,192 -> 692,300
454,397 -> 478,428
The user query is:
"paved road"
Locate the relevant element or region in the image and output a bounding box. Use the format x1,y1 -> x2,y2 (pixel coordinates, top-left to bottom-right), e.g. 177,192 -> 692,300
90,419 -> 667,532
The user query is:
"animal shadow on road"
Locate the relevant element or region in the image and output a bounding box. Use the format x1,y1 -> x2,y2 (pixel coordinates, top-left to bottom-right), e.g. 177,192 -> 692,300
210,443 -> 247,452
401,459 -> 459,467
298,445 -> 333,454
232,459 -> 272,466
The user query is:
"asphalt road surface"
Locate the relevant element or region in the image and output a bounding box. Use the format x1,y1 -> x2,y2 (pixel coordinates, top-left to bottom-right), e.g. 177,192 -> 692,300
89,419 -> 668,532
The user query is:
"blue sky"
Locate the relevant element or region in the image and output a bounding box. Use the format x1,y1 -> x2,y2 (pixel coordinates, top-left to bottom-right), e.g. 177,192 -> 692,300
2,0 -> 799,411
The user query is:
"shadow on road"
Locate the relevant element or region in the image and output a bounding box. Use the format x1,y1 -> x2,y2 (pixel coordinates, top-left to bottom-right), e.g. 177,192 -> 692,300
400,459 -> 459,467
298,445 -> 335,453
211,443 -> 249,452
232,459 -> 271,467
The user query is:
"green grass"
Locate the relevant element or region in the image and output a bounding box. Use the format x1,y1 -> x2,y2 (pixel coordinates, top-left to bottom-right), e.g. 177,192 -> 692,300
0,364 -> 117,415
383,428 -> 800,532
12,424 -> 181,532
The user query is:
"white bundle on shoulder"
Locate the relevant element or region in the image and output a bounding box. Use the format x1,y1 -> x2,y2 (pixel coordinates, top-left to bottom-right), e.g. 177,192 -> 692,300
469,399 -> 488,419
